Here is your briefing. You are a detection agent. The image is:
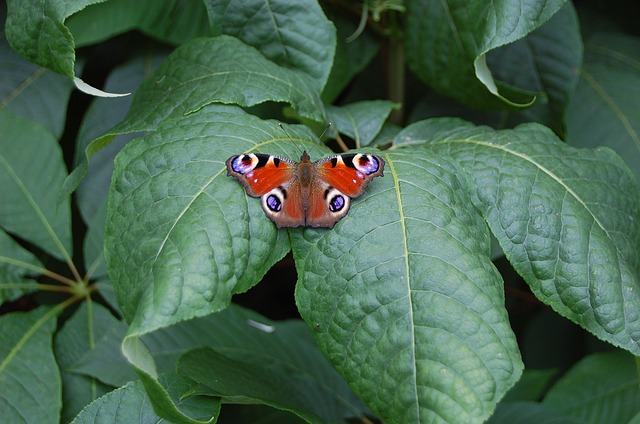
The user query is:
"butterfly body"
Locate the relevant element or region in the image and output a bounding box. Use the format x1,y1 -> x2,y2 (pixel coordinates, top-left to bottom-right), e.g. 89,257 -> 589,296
226,151 -> 384,228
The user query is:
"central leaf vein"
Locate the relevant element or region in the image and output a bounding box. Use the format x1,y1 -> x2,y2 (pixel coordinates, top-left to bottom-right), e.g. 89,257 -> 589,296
386,154 -> 420,416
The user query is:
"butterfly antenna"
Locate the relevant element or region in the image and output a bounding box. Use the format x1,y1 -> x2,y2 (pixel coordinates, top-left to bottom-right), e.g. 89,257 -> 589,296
319,122 -> 332,139
279,123 -> 305,157
278,122 -> 336,157
278,122 -> 293,140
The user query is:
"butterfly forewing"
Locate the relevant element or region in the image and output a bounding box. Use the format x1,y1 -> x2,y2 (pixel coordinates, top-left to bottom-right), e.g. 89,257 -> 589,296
318,153 -> 385,197
226,153 -> 294,196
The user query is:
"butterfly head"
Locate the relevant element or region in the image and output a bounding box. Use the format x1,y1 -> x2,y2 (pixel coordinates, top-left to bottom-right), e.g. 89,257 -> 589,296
299,151 -> 312,163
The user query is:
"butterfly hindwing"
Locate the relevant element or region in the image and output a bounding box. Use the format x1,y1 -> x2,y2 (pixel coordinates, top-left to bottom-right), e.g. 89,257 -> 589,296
303,180 -> 352,228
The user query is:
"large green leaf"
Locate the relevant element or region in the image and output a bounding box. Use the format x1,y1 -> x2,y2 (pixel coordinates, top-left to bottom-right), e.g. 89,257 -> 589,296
405,0 -> 567,108
75,306 -> 369,422
487,401 -> 583,424
0,33 -> 75,140
542,350 -> 640,422
177,307 -> 370,423
566,33 -> 640,183
0,307 -> 60,424
0,109 -> 72,261
325,100 -> 399,147
54,302 -> 116,423
5,0 -> 106,78
486,2 -> 582,131
402,118 -> 640,354
204,0 -> 336,90
72,319 -> 131,387
293,148 -> 523,423
71,374 -> 220,424
67,0 -> 210,47
109,35 -> 325,138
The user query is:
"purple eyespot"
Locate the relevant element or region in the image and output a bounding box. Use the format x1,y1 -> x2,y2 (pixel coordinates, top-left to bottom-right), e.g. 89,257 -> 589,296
329,195 -> 345,212
356,155 -> 379,174
266,194 -> 281,212
232,155 -> 255,174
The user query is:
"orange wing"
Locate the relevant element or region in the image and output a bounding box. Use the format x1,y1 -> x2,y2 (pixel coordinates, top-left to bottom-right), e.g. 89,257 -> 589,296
318,153 -> 384,197
226,153 -> 294,197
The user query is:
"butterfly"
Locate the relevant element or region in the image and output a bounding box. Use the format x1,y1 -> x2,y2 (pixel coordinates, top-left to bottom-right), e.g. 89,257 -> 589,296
226,151 -> 385,228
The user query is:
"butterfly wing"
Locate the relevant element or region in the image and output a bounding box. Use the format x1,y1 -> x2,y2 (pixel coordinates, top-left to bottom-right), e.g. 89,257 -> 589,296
226,153 -> 305,227
226,153 -> 294,196
304,153 -> 385,228
318,153 -> 385,197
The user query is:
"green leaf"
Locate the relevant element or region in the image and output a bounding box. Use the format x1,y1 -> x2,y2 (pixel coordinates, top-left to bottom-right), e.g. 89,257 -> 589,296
179,348 -> 338,424
325,100 -> 399,147
0,229 -> 42,303
76,304 -> 370,424
205,0 -> 336,90
408,118 -> 640,355
542,350 -> 640,423
178,308 -> 370,423
566,33 -> 640,183
72,319 -> 132,387
67,0 -> 210,47
71,374 -> 220,424
405,0 -> 566,108
105,106 -> 318,333
487,401 -> 583,424
486,2 -> 582,131
54,302 -> 117,423
95,279 -> 120,313
0,109 -> 72,261
293,148 -> 523,423
76,54 -> 166,278
109,35 -> 325,138
0,307 -> 60,424
5,0 -> 106,78
0,37 -> 75,139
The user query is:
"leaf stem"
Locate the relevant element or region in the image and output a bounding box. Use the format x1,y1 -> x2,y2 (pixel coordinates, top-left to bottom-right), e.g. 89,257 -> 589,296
334,133 -> 350,152
386,12 -> 405,125
0,255 -> 77,286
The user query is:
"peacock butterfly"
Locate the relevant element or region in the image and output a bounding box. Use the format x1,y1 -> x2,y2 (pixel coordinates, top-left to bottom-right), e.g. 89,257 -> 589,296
226,151 -> 385,228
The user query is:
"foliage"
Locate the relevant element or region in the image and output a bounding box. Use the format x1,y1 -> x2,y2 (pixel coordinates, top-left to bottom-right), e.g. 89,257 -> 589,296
1,0 -> 640,423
